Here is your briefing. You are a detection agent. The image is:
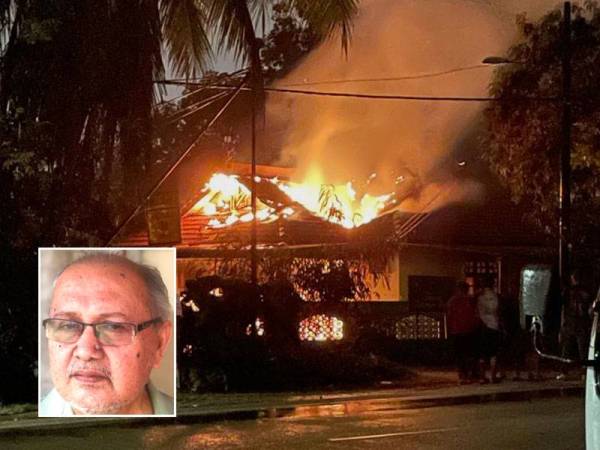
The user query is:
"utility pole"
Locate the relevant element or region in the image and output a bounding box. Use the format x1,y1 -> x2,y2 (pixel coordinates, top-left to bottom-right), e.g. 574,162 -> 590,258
251,84 -> 258,287
250,37 -> 263,289
559,1 -> 572,294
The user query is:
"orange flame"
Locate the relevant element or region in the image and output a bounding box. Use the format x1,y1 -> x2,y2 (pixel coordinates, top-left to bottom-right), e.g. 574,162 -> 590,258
275,166 -> 393,228
190,173 -> 282,228
191,170 -> 395,229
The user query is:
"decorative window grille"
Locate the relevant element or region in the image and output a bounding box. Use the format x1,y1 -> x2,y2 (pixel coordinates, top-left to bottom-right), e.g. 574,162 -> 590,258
464,261 -> 498,276
298,314 -> 344,341
464,260 -> 499,293
395,314 -> 442,340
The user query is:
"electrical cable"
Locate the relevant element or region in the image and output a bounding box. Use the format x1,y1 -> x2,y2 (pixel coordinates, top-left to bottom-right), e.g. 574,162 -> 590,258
392,188 -> 447,240
154,68 -> 249,109
279,64 -> 493,87
158,67 -> 249,84
154,85 -> 210,110
263,86 -> 556,102
155,79 -> 557,102
106,76 -> 249,246
164,90 -> 230,124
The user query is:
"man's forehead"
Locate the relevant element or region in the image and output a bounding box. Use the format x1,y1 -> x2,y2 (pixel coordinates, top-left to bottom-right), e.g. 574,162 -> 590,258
50,261 -> 151,316
60,259 -> 140,278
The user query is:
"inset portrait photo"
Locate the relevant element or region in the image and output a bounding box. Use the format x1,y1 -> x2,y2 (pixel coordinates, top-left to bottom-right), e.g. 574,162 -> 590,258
38,248 -> 176,417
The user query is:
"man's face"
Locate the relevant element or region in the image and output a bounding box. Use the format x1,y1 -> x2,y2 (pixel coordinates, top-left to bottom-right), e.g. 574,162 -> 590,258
47,261 -> 171,414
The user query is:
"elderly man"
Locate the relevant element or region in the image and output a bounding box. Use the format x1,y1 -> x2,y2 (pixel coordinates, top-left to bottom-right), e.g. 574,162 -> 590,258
40,253 -> 174,416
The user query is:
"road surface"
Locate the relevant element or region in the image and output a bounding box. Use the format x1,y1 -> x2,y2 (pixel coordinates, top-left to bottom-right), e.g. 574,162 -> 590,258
1,396 -> 585,449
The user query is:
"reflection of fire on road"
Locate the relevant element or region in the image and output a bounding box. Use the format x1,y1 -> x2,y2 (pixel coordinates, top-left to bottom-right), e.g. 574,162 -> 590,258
190,171 -> 396,229
299,314 -> 344,341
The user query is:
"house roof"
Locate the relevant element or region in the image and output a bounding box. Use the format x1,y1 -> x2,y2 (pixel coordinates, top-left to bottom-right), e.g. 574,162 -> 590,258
114,163 -> 553,257
116,163 -> 357,250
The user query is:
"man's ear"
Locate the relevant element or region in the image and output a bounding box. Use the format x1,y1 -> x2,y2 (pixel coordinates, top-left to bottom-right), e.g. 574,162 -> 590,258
152,320 -> 172,369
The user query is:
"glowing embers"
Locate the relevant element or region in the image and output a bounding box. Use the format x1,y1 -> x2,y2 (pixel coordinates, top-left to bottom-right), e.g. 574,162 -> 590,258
298,314 -> 344,341
209,287 -> 224,298
246,317 -> 265,337
190,173 -> 280,228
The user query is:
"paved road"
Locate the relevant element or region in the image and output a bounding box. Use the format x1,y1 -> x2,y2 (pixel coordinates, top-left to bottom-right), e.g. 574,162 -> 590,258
0,397 -> 585,449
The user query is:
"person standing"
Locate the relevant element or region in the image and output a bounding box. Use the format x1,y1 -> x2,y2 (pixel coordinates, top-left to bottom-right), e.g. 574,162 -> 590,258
447,281 -> 479,384
477,275 -> 502,383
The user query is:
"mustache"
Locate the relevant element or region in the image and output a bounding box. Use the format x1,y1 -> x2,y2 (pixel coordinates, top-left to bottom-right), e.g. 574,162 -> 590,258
68,363 -> 112,380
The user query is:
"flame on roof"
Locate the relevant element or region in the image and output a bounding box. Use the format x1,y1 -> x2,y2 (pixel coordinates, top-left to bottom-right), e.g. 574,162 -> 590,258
190,170 -> 395,229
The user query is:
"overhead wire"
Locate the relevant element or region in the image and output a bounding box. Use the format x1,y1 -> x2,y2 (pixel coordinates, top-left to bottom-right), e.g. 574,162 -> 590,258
154,85 -> 211,110
279,64 -> 493,87
106,76 -> 249,246
388,188 -> 448,240
154,67 -> 249,109
158,67 -> 249,85
154,79 -> 557,102
263,86 -> 558,102
163,90 -> 230,125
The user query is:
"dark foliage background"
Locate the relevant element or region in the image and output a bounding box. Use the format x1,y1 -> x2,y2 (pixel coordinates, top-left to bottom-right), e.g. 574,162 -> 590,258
0,1 -> 356,404
179,275 -> 411,392
483,1 -> 600,263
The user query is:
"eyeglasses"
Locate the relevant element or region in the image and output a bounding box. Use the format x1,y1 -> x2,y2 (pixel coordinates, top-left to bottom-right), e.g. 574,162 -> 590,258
42,318 -> 162,346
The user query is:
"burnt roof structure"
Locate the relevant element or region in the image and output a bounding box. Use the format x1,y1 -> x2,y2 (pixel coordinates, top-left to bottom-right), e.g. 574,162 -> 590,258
115,163 -> 553,259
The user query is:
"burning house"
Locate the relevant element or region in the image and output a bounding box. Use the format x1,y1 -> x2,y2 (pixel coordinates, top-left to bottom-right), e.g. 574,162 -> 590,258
113,1 -> 563,348
116,158 -> 553,344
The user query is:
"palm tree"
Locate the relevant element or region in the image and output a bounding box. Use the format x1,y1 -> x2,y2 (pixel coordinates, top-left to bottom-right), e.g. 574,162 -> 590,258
0,0 -> 358,244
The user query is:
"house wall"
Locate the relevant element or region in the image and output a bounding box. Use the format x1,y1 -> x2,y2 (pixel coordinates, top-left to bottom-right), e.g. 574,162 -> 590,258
176,249 -> 548,305
367,246 -> 468,302
398,246 -> 468,301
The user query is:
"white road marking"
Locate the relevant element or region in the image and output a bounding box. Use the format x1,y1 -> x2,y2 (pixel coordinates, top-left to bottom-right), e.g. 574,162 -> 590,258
328,427 -> 460,442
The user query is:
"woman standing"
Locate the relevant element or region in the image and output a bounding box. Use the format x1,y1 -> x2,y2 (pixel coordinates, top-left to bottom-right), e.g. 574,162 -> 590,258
477,275 -> 502,383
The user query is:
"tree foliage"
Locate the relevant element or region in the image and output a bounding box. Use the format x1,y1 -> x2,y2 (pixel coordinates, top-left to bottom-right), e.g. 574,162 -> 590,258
179,269 -> 397,392
0,0 -> 359,403
0,0 -> 358,248
483,1 -> 600,255
260,2 -> 317,81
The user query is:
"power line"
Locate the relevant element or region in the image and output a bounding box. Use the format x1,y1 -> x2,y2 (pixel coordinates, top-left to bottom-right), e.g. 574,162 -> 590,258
263,87 -> 501,102
263,86 -> 558,102
279,65 -> 493,87
154,85 -> 209,110
106,76 -> 248,246
161,68 -> 249,84
155,79 -> 557,102
395,191 -> 444,240
164,91 -> 230,125
154,68 -> 249,109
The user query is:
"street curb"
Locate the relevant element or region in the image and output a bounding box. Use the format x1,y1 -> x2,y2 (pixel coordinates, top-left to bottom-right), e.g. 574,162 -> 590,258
0,385 -> 584,437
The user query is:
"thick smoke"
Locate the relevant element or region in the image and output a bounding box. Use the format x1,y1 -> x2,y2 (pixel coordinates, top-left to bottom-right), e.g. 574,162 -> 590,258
266,0 -> 562,211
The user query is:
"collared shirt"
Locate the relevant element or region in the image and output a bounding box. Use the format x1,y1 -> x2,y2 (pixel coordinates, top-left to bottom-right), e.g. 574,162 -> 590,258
39,383 -> 174,416
446,293 -> 479,335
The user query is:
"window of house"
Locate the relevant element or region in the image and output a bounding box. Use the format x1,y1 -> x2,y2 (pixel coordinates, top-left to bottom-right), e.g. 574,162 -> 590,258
298,314 -> 344,341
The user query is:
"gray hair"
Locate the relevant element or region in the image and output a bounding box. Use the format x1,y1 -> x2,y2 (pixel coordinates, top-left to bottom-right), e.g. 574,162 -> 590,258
53,251 -> 172,321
